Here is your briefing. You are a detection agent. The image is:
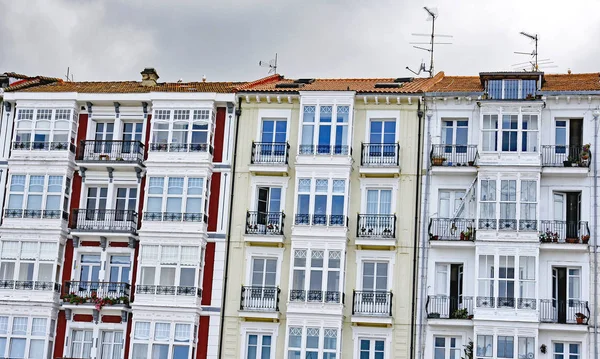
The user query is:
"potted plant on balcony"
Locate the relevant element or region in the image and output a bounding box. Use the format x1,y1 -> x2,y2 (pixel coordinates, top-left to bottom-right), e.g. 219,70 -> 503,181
460,228 -> 473,241
539,230 -> 558,243
566,237 -> 579,244
575,312 -> 587,324
427,312 -> 441,319
580,144 -> 591,166
581,234 -> 590,244
432,156 -> 446,166
563,157 -> 573,167
452,308 -> 469,319
468,160 -> 475,166
429,233 -> 439,240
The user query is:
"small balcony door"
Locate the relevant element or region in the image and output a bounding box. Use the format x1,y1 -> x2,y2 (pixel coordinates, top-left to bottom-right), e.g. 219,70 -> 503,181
554,192 -> 581,238
108,255 -> 130,291
438,190 -> 465,218
116,187 -> 137,221
94,122 -> 114,153
79,254 -> 101,291
359,261 -> 389,312
261,119 -> 287,157
369,119 -> 396,158
250,258 -> 277,305
366,189 -> 392,233
552,267 -> 581,323
256,187 -> 281,230
100,331 -> 124,359
442,120 -> 468,159
71,329 -> 93,359
122,122 -> 143,154
555,119 -> 583,158
434,263 -> 464,317
85,187 -> 108,220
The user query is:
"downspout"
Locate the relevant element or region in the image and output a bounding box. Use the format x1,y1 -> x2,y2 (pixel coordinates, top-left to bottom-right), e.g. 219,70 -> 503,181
410,99 -> 425,359
593,108 -> 599,359
415,101 -> 433,359
217,98 -> 242,359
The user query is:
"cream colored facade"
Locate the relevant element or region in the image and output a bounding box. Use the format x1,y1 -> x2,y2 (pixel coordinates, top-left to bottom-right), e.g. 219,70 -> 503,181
221,89 -> 422,359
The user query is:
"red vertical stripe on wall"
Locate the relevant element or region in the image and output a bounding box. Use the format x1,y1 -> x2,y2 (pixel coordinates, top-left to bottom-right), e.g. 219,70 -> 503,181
77,113 -> 89,144
130,238 -> 140,303
144,114 -> 152,160
197,316 -> 210,359
123,313 -> 133,359
201,242 -> 215,306
207,172 -> 221,232
69,173 -> 82,226
212,107 -> 226,163
53,311 -> 66,358
61,239 -> 74,296
137,176 -> 146,230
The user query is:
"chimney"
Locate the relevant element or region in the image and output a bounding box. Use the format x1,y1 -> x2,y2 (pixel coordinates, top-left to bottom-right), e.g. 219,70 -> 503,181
140,68 -> 159,87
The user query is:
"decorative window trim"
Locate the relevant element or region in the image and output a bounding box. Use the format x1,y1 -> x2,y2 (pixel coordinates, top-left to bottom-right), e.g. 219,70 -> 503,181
351,326 -> 392,359
364,110 -> 400,142
239,322 -> 279,359
150,108 -> 214,152
13,107 -> 76,151
255,109 -> 292,142
130,320 -> 197,359
244,247 -> 283,286
144,176 -> 208,222
5,174 -> 68,220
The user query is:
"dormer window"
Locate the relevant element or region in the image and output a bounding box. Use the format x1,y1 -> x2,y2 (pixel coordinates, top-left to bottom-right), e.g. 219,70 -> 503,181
487,79 -> 537,100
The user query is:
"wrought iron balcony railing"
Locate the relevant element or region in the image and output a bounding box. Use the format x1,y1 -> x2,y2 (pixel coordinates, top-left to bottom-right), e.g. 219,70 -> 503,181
0,280 -> 61,292
289,289 -> 343,304
251,142 -> 289,165
245,211 -> 284,235
77,140 -> 144,163
474,296 -> 537,310
430,144 -> 478,167
71,209 -> 138,233
426,295 -> 474,319
298,144 -> 350,156
352,290 -> 392,316
143,212 -> 207,223
64,281 -> 130,299
4,208 -> 68,220
539,220 -> 590,243
240,286 -> 280,311
149,142 -> 213,153
539,299 -> 590,324
135,285 -> 202,297
357,214 -> 396,238
360,143 -> 399,166
12,141 -> 75,152
541,145 -> 591,167
429,218 -> 476,241
294,214 -> 348,227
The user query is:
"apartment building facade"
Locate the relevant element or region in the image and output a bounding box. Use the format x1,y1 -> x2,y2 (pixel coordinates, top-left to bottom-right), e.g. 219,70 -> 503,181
417,72 -> 600,359
219,75 -> 436,359
0,68 -> 238,359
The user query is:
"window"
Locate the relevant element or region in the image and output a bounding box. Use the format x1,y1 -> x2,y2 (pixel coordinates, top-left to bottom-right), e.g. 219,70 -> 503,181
502,115 -> 518,152
477,335 -> 493,358
482,115 -> 498,151
519,181 -> 537,230
521,115 -> 538,152
518,337 -> 534,359
479,179 -> 538,230
300,105 -> 350,155
434,337 -> 461,359
290,249 -> 343,303
519,257 -> 535,305
6,175 -> 66,218
438,190 -> 465,218
0,241 -> 58,287
487,79 -> 537,100
286,327 -> 338,359
497,336 -> 514,358
145,177 -> 206,221
479,180 -> 496,226
359,338 -> 385,359
14,108 -> 74,150
499,180 -> 517,229
132,321 -> 193,359
151,108 -> 213,152
139,245 -> 203,294
553,342 -> 580,359
246,333 -> 271,359
295,178 -> 347,226
482,113 -> 538,153
100,331 -> 123,359
478,255 -> 494,305
71,329 -> 93,359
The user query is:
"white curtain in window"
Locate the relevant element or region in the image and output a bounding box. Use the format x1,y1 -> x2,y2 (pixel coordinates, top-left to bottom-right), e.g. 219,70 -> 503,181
180,246 -> 199,265
141,245 -> 159,264
161,246 -> 179,264
174,324 -> 191,342
0,317 -> 8,334
12,317 -> 28,334
134,322 -> 150,340
1,241 -> 19,259
132,344 -> 148,359
366,190 -> 378,215
379,190 -> 392,214
154,323 -> 171,341
39,243 -> 57,260
28,339 -> 44,358
9,338 -> 26,358
31,318 -> 46,336
20,242 -> 38,260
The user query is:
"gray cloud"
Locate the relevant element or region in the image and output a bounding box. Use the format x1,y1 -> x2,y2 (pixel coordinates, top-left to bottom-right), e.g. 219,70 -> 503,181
1,0 -> 599,82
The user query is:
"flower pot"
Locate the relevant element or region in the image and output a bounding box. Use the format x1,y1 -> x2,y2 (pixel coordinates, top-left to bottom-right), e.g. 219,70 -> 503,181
468,161 -> 475,166
566,238 -> 579,244
432,158 -> 445,166
428,313 -> 440,319
563,161 -> 572,167
576,317 -> 584,324
582,236 -> 590,244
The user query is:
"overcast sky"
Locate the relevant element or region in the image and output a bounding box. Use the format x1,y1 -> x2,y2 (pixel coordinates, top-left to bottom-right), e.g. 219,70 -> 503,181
1,0 -> 599,83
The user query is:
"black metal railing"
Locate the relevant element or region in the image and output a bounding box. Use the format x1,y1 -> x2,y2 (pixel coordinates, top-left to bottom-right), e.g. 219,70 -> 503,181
497,297 -> 516,308
245,211 -> 284,235
71,209 -> 138,233
289,289 -> 343,304
430,144 -> 478,167
298,144 -> 350,156
426,295 -> 474,319
12,141 -> 75,152
476,296 -> 495,308
135,285 -> 202,297
498,219 -> 517,231
474,296 -> 537,310
539,220 -> 590,243
64,281 -> 130,298
240,286 -> 280,311
143,212 -> 207,223
519,220 -> 538,231
4,208 -> 68,220
428,218 -> 476,241
478,218 -> 498,230
149,142 -> 213,154
352,291 -> 393,316
541,145 -> 591,167
517,298 -> 537,310
0,280 -> 61,292
357,214 -> 396,238
77,140 -> 144,163
361,143 -> 399,166
540,299 -> 590,324
295,214 -> 348,227
251,142 -> 289,165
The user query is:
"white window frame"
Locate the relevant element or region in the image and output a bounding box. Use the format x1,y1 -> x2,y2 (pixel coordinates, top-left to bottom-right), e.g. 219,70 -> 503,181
13,107 -> 75,150
250,177 -> 290,212
0,241 -> 59,286
150,108 -> 214,151
0,316 -> 53,359
256,109 -> 291,142
289,248 -> 345,304
6,174 -> 67,218
130,320 -> 196,359
245,247 -> 283,286
294,177 -> 348,225
433,336 -> 462,359
351,326 -> 392,359
553,341 -> 581,358
478,178 -> 539,229
480,112 -> 539,154
285,325 -> 340,359
298,99 -> 353,156
138,244 -> 204,294
144,176 -> 208,221
239,322 -> 278,359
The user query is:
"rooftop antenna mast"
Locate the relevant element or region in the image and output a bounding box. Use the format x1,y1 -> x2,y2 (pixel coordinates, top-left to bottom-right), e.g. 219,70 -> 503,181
65,67 -> 74,82
515,32 -> 539,71
407,7 -> 452,77
259,53 -> 278,74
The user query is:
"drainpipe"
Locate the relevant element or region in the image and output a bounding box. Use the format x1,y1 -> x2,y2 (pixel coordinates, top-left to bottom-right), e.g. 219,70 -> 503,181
593,107 -> 599,359
410,99 -> 425,359
217,98 -> 242,359
415,102 -> 433,359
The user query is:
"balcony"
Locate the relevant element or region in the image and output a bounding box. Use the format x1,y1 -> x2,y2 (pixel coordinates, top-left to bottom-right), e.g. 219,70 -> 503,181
430,144 -> 478,171
356,214 -> 396,247
10,141 -> 76,162
289,290 -> 343,304
250,142 -> 289,174
12,141 -> 75,152
63,281 -> 130,307
541,145 -> 590,175
477,219 -> 538,232
352,290 -> 392,317
295,214 -> 347,227
70,209 -> 138,234
4,208 -> 68,221
143,212 -> 207,223
540,299 -> 590,325
296,145 -> 352,167
0,280 -> 61,292
429,218 -> 476,243
539,220 -> 590,244
475,296 -> 537,310
149,142 -> 213,153
426,295 -> 474,320
244,211 -> 285,244
359,143 -> 400,175
135,285 -> 202,297
76,140 -> 144,164
240,286 -> 280,314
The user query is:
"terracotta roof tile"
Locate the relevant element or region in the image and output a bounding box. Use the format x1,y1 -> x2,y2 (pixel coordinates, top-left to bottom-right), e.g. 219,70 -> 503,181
11,80 -> 246,93
428,76 -> 483,93
541,73 -> 600,91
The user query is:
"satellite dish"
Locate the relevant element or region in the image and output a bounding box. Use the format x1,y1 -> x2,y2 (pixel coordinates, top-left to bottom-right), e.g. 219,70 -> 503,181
259,53 -> 278,74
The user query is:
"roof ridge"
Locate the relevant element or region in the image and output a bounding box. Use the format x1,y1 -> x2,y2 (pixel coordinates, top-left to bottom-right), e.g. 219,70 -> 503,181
236,74 -> 282,91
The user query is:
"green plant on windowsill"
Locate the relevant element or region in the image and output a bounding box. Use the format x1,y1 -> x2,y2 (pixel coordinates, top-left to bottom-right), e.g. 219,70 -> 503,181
451,308 -> 470,319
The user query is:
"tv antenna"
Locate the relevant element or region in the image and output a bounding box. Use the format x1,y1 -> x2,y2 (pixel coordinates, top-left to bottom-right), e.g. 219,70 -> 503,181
514,32 -> 542,71
406,7 -> 452,77
259,53 -> 278,74
65,67 -> 74,82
